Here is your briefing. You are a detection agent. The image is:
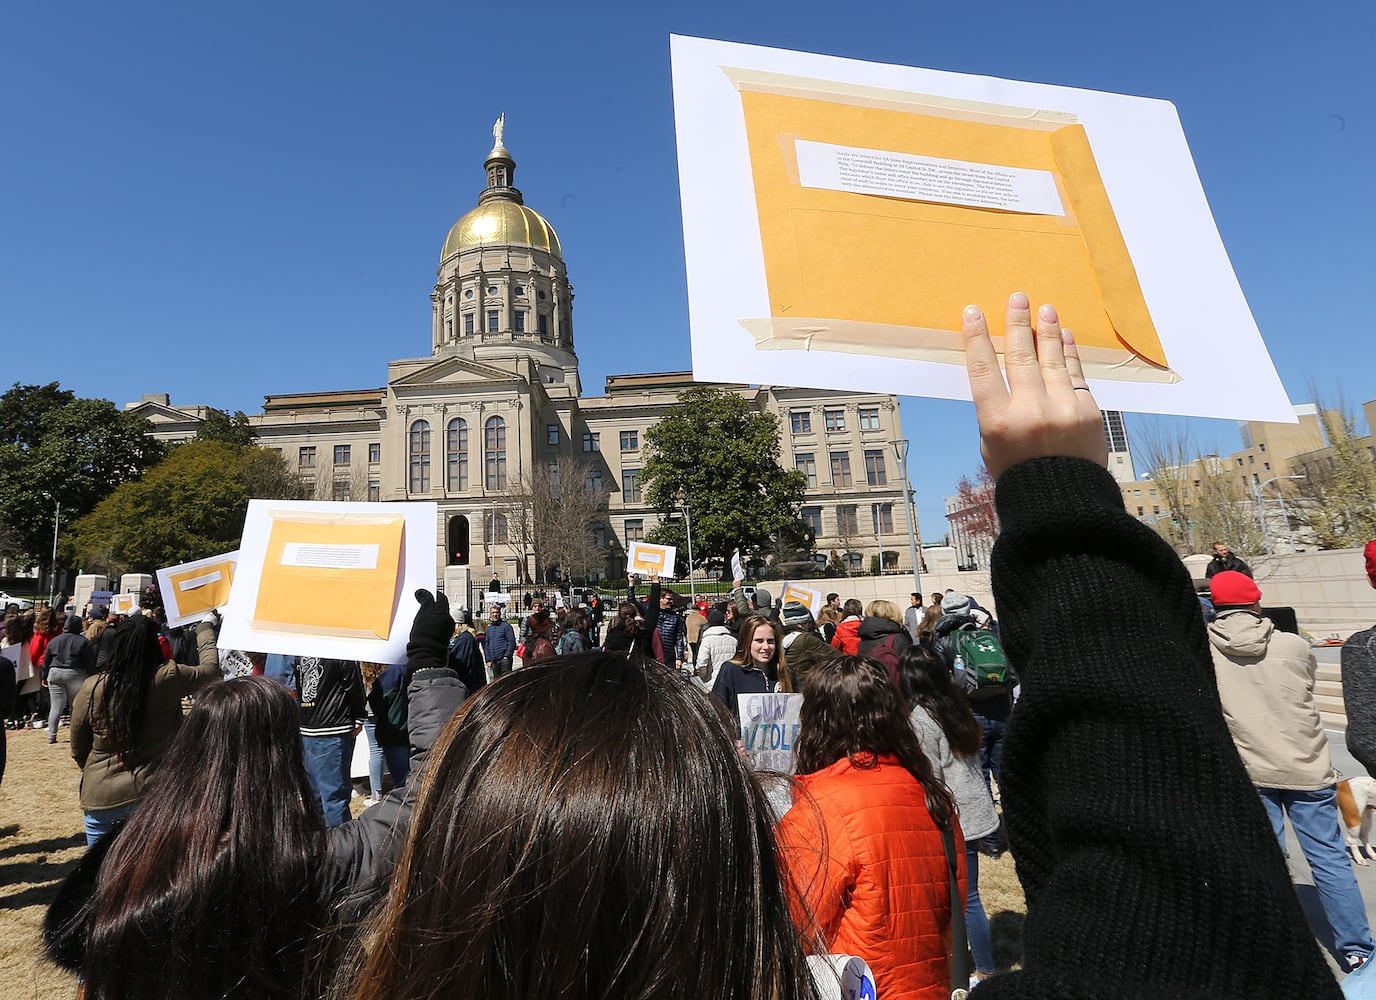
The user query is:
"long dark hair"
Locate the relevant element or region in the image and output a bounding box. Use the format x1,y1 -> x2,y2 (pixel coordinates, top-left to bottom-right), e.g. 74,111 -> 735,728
793,655 -> 956,829
95,615 -> 166,763
897,646 -> 981,758
81,676 -> 326,1000
343,652 -> 819,1000
614,600 -> 641,637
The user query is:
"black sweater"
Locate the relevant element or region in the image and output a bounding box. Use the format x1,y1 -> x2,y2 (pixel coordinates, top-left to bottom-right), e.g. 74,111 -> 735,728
974,457 -> 1338,999
1343,625 -> 1376,777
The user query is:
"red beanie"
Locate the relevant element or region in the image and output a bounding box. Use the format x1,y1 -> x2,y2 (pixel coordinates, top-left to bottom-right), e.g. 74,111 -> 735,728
1210,570 -> 1262,607
1366,539 -> 1376,587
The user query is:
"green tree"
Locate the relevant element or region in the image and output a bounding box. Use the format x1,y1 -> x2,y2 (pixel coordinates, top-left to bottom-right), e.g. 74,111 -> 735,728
197,408 -> 257,445
65,440 -> 303,575
0,383 -> 166,565
641,387 -> 807,573
1293,406 -> 1376,549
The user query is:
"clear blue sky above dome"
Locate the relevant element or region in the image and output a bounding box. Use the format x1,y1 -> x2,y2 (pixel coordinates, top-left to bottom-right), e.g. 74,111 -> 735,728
3,0 -> 1371,535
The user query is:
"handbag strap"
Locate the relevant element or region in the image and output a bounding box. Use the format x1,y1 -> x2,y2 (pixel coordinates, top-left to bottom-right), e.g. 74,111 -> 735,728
942,825 -> 972,998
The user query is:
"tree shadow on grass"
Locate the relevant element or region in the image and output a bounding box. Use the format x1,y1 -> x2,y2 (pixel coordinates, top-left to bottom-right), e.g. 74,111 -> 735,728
0,833 -> 84,860
0,845 -> 86,912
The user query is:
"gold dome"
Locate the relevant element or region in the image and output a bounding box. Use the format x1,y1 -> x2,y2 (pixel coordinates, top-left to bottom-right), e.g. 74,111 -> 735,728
441,201 -> 562,261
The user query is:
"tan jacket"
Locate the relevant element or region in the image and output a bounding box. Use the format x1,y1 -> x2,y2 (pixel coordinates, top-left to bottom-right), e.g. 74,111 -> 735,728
1208,610 -> 1333,790
70,621 -> 222,811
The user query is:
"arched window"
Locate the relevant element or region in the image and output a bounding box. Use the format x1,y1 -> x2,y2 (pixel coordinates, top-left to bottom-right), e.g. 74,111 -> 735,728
408,419 -> 430,493
447,418 -> 468,491
485,416 -> 506,490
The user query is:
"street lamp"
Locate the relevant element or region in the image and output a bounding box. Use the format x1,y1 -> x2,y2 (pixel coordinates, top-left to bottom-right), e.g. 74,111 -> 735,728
891,440 -> 921,597
681,499 -> 696,604
1252,474 -> 1306,555
41,492 -> 60,604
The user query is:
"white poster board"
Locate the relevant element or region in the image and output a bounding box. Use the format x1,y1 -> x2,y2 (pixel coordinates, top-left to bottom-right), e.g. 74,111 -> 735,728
737,692 -> 804,773
670,35 -> 1294,422
219,500 -> 437,662
156,551 -> 239,628
109,592 -> 140,616
779,583 -> 824,618
627,541 -> 678,578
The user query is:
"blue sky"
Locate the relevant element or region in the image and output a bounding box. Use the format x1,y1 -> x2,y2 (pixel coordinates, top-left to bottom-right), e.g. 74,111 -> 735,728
3,1 -> 1371,535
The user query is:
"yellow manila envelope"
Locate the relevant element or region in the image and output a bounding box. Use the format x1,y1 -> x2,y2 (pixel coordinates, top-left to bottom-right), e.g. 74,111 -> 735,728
251,512 -> 405,640
158,553 -> 238,627
780,583 -> 824,618
110,593 -> 140,616
627,541 -> 677,578
725,68 -> 1176,383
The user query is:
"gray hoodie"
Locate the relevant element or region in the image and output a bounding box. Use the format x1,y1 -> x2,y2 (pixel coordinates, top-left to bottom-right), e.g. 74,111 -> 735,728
1207,610 -> 1332,790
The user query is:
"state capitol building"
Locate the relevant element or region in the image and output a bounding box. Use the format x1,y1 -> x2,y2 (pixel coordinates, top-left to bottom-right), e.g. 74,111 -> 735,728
129,125 -> 916,586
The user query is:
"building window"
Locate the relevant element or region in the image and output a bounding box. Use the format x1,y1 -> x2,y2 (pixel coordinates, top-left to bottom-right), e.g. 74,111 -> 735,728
484,416 -> 506,490
514,285 -> 525,296
487,285 -> 498,295
332,480 -> 350,501
801,506 -> 823,535
1259,442 -> 1267,453
585,469 -> 603,495
368,480 -> 380,502
538,313 -> 549,335
489,512 -> 509,544
590,521 -> 605,547
837,505 -> 859,536
794,452 -> 817,489
547,424 -> 560,446
464,313 -> 474,335
1264,461 -> 1271,471
830,452 -> 853,487
790,410 -> 812,434
622,469 -> 640,504
298,446 -> 316,469
408,420 -> 431,493
447,418 -> 468,491
624,519 -> 644,543
487,310 -> 500,333
514,310 -> 526,333
334,444 -> 351,466
864,449 -> 887,486
872,503 -> 893,535
582,432 -> 600,453
549,461 -> 561,499
859,406 -> 881,431
844,552 -> 864,571
824,408 -> 846,432
1137,506 -> 1144,516
620,429 -> 638,451
368,443 -> 380,464
1153,505 -> 1161,515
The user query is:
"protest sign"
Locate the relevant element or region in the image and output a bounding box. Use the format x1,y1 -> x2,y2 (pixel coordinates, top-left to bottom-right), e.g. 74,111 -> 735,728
156,551 -> 238,627
737,692 -> 804,773
627,541 -> 677,578
109,593 -> 140,616
671,35 -> 1294,422
219,499 -> 437,662
780,583 -> 824,618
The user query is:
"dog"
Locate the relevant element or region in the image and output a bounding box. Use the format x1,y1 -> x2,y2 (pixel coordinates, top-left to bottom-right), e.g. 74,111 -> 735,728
1337,776 -> 1376,865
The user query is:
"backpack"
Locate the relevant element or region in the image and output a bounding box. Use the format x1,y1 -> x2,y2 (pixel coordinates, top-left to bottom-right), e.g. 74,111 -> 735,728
953,625 -> 1011,699
865,633 -> 903,690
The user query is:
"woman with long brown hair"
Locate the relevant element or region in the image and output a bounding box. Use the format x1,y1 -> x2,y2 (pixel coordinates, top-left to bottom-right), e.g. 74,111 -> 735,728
340,651 -> 819,1000
710,613 -> 791,718
778,654 -> 961,1000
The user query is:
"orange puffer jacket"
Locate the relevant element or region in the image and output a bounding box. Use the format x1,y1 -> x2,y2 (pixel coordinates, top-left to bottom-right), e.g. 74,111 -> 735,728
830,617 -> 862,656
777,755 -> 963,1000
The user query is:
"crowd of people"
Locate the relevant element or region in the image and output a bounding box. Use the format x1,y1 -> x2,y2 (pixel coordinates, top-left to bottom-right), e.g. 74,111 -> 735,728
0,293 -> 1366,998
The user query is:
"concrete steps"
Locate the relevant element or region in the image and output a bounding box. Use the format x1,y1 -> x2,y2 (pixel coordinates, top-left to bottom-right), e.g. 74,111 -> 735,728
1317,662 -> 1347,731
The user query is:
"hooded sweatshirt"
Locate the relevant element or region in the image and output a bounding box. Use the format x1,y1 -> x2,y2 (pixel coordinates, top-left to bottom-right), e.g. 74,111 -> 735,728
42,616 -> 94,675
1207,609 -> 1332,790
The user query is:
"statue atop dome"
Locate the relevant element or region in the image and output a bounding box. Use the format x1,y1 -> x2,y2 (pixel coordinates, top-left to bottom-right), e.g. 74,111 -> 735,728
493,113 -> 505,147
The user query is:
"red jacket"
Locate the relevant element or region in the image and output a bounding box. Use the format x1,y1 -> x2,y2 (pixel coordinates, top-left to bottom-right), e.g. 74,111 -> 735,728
777,755 -> 963,1000
830,617 -> 862,656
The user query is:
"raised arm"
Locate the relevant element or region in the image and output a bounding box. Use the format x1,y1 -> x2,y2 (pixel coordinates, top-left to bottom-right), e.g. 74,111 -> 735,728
964,295 -> 1338,998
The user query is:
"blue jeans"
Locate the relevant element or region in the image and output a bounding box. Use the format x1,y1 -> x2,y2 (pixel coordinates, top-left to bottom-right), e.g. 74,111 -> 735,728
965,843 -> 995,974
362,720 -> 385,798
303,733 -> 355,827
383,745 -> 410,788
84,802 -> 137,847
46,667 -> 85,741
1258,785 -> 1376,961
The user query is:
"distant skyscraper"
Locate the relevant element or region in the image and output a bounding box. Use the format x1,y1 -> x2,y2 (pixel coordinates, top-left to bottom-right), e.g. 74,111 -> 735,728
1101,410 -> 1136,483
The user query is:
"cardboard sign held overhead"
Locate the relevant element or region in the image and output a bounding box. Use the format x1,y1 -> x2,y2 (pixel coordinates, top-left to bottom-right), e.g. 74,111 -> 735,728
156,552 -> 239,627
219,500 -> 438,663
780,583 -> 824,618
109,593 -> 140,617
627,541 -> 677,579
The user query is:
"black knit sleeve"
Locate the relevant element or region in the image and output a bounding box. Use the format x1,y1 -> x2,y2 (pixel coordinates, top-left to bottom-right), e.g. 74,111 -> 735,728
972,457 -> 1339,999
1343,628 -> 1376,777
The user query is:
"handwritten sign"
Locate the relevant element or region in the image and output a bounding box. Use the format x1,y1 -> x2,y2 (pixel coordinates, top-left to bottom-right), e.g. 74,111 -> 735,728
737,693 -> 804,773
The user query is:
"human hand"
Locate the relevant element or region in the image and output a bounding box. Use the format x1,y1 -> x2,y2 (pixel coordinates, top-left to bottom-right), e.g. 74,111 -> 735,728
962,292 -> 1108,479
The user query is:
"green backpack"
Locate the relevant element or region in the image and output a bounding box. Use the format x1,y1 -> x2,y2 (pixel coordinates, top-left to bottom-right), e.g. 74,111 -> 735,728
953,625 -> 1011,700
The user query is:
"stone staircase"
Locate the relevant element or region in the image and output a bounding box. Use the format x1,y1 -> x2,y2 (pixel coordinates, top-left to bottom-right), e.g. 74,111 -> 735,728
1316,659 -> 1347,731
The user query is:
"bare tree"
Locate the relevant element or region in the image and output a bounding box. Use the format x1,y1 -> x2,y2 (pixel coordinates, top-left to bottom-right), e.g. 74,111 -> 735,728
1134,422 -> 1261,557
948,467 -> 999,568
508,458 -> 610,585
1290,399 -> 1376,549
